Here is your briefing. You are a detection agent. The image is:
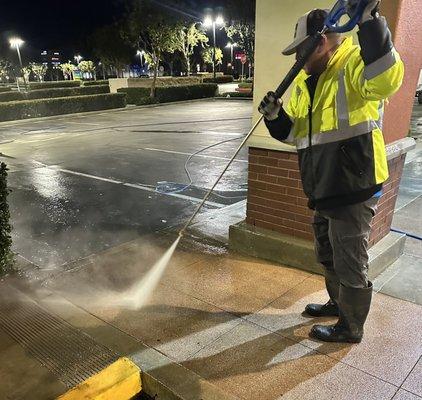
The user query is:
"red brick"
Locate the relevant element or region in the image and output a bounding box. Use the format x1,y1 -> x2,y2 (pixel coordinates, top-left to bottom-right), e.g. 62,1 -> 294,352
258,174 -> 278,184
250,181 -> 267,191
249,155 -> 260,164
295,214 -> 313,224
278,159 -> 299,169
249,164 -> 268,174
286,187 -> 306,197
259,157 -> 280,167
277,177 -> 300,188
288,170 -> 301,180
266,183 -> 286,194
249,172 -> 258,181
250,148 -> 268,156
268,167 -> 290,176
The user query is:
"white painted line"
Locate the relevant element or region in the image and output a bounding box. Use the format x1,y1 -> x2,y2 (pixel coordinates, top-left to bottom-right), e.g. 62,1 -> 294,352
68,121 -> 102,126
124,183 -> 224,208
33,161 -> 224,208
141,147 -> 248,163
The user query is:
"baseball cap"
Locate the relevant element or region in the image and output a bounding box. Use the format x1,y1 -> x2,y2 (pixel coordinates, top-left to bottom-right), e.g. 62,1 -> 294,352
282,9 -> 330,56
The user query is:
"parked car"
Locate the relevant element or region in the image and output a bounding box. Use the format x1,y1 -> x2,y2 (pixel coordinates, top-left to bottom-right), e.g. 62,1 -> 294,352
416,84 -> 422,104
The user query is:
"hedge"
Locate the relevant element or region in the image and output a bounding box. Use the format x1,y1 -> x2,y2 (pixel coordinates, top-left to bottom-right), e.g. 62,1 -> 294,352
217,92 -> 253,98
0,85 -> 110,103
29,80 -> 81,90
203,75 -> 234,84
0,93 -> 126,122
0,91 -> 24,102
0,87 -> 12,93
0,162 -> 14,276
238,82 -> 253,89
83,80 -> 109,86
118,83 -> 218,105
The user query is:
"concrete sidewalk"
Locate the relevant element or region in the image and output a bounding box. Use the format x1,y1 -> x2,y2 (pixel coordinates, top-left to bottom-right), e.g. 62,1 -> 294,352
1,229 -> 421,400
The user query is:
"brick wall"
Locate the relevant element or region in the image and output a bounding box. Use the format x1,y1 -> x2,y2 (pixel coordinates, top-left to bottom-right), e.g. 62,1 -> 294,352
246,147 -> 405,246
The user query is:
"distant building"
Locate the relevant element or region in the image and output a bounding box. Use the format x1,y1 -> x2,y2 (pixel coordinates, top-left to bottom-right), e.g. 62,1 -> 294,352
41,50 -> 62,81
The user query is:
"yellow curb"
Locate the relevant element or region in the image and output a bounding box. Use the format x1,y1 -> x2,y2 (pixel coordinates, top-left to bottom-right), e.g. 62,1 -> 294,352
57,357 -> 141,400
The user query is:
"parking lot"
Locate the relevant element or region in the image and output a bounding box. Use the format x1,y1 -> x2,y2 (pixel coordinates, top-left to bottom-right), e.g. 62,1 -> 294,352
0,99 -> 252,271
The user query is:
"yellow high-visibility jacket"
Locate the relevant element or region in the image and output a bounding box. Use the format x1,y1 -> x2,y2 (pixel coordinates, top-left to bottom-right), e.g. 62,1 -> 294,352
267,30 -> 404,210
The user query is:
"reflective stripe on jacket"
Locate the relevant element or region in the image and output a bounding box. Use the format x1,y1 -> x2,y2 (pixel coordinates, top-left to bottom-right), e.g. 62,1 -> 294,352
284,36 -> 404,205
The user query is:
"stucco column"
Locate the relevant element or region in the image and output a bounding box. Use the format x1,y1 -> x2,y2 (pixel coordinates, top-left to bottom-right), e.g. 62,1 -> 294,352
230,0 -> 420,275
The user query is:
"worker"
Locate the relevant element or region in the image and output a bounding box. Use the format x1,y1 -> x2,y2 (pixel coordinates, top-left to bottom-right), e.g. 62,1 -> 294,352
258,1 -> 404,343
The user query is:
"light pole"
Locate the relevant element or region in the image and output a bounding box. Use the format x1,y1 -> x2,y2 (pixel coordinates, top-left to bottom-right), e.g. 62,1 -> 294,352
136,50 -> 145,68
226,42 -> 238,74
9,37 -> 25,90
203,15 -> 224,80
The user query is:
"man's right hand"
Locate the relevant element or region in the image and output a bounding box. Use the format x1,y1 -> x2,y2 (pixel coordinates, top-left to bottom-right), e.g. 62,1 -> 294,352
258,91 -> 282,121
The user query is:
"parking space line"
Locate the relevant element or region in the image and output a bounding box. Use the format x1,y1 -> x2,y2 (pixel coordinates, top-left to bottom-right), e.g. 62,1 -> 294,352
33,161 -> 225,208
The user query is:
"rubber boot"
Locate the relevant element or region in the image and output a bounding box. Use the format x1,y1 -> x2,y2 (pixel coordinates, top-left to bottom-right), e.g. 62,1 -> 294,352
305,270 -> 340,317
310,282 -> 373,343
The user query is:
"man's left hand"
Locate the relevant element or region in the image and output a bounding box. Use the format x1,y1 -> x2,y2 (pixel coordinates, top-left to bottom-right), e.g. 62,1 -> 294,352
347,0 -> 380,25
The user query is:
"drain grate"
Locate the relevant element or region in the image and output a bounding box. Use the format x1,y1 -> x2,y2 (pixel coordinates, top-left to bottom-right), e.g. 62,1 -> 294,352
0,286 -> 119,388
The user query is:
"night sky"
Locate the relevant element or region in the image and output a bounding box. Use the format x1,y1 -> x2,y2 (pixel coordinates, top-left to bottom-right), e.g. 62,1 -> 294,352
0,0 -> 252,64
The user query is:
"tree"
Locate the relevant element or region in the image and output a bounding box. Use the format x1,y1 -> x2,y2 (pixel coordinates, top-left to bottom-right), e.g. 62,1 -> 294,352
225,22 -> 255,65
0,60 -> 12,82
22,66 -> 31,83
202,47 -> 223,72
78,60 -> 96,80
90,23 -> 134,78
60,63 -> 75,80
30,63 -> 47,82
176,22 -> 208,76
137,4 -> 182,97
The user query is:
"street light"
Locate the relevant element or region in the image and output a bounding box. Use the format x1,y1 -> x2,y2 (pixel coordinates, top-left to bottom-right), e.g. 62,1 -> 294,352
226,42 -> 238,64
136,50 -> 145,68
74,54 -> 83,64
9,37 -> 25,90
203,15 -> 225,80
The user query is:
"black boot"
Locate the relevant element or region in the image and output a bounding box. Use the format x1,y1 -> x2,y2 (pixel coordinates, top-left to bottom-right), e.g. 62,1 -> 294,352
310,282 -> 373,343
304,270 -> 339,317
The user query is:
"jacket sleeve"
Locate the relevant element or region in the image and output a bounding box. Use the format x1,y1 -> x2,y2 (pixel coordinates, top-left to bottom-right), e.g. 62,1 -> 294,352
264,107 -> 293,142
347,16 -> 404,101
264,86 -> 298,144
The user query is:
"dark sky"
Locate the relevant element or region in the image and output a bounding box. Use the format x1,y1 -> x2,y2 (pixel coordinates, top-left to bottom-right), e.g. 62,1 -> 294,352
0,0 -> 254,63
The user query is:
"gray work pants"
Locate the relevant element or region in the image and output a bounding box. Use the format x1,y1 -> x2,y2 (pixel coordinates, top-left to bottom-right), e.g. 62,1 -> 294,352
312,198 -> 378,289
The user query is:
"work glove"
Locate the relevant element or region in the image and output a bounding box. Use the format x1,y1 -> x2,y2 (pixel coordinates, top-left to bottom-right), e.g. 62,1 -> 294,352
347,0 -> 381,25
258,91 -> 282,121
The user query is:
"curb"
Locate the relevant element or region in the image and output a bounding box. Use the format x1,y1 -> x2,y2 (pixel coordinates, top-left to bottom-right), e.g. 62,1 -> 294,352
57,357 -> 141,400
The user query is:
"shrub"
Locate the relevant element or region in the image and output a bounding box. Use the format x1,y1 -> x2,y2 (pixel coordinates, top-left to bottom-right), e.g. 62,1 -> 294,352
118,84 -> 218,105
83,80 -> 109,86
29,80 -> 81,90
0,163 -> 14,276
203,75 -> 234,84
26,85 -> 110,100
0,87 -> 12,93
217,91 -> 253,98
0,91 -> 24,102
238,82 -> 253,89
117,87 -> 150,104
0,93 -> 126,122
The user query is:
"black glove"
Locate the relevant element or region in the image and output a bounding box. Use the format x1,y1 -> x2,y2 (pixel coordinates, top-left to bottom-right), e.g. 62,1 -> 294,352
347,0 -> 380,24
258,91 -> 282,121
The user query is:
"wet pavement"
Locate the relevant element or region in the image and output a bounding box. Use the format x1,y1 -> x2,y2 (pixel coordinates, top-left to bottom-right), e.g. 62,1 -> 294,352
0,100 -> 421,400
0,100 -> 251,271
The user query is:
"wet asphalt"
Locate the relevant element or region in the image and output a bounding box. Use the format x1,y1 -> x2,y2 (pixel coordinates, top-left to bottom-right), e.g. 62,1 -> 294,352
0,100 -> 252,270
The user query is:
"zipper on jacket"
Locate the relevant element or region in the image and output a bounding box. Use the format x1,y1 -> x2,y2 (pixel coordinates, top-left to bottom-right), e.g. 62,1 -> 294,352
340,145 -> 365,177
